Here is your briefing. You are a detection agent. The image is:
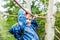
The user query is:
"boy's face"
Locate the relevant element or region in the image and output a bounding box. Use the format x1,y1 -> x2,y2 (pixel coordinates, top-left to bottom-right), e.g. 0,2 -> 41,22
26,14 -> 32,25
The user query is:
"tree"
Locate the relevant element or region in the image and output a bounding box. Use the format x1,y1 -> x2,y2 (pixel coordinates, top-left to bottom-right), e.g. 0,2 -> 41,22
45,0 -> 56,40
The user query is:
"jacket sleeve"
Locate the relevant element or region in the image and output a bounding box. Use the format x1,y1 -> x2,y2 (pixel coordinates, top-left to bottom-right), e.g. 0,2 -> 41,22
9,15 -> 26,39
9,24 -> 22,39
18,15 -> 26,30
31,19 -> 38,30
9,24 -> 17,34
9,15 -> 26,34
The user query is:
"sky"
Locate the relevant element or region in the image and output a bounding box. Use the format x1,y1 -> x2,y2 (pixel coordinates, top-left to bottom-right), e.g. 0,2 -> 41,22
0,0 -> 6,12
0,0 -> 60,13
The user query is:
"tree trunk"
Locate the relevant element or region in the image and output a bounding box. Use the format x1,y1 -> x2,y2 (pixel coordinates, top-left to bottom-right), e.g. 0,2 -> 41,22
45,0 -> 56,40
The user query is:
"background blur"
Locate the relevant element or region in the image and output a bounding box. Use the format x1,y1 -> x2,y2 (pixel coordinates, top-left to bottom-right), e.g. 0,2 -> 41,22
0,0 -> 60,40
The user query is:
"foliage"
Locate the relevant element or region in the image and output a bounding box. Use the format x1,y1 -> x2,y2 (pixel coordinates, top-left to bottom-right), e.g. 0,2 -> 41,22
4,0 -> 20,15
54,11 -> 60,40
1,0 -> 60,40
55,2 -> 60,40
55,2 -> 60,12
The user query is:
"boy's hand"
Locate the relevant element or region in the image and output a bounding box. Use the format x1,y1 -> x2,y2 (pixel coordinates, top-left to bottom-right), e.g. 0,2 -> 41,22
33,14 -> 38,19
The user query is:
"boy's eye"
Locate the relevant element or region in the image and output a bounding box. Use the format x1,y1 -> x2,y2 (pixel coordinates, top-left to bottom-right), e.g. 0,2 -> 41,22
26,18 -> 28,20
29,19 -> 31,20
26,18 -> 31,20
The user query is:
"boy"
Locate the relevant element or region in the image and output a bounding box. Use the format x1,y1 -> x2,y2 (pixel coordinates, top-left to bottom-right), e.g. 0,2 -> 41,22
9,9 -> 39,40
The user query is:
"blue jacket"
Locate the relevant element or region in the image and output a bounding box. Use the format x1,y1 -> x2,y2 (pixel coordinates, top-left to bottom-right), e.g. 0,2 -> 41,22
9,9 -> 39,40
22,21 -> 39,40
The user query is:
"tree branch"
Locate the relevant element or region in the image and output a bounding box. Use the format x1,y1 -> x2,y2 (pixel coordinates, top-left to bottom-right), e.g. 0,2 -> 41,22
55,35 -> 60,40
2,14 -> 46,18
55,27 -> 60,34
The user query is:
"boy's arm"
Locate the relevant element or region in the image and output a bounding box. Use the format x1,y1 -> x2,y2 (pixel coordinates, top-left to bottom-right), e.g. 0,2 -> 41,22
9,23 -> 22,39
18,15 -> 26,30
31,19 -> 38,30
